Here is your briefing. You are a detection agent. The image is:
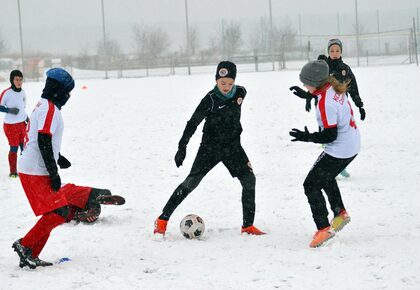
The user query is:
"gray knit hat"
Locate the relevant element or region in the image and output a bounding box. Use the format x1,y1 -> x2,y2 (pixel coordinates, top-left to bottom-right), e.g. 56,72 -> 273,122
299,60 -> 329,88
328,38 -> 343,51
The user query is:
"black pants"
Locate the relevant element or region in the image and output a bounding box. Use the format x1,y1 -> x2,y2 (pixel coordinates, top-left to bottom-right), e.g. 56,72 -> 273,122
160,142 -> 256,227
303,152 -> 357,230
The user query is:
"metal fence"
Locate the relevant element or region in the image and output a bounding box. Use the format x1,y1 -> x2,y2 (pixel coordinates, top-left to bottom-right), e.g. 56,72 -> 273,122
0,28 -> 418,82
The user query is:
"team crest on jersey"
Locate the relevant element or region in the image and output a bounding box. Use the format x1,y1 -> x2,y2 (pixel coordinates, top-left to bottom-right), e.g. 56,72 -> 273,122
237,97 -> 243,105
218,68 -> 229,77
341,69 -> 346,76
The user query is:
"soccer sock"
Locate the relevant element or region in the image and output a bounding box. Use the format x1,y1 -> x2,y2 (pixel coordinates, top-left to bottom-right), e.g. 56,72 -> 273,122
8,151 -> 17,174
31,234 -> 50,258
21,212 -> 65,252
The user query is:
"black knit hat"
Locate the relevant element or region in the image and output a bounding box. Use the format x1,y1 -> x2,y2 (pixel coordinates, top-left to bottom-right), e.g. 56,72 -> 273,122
10,70 -> 23,92
328,39 -> 343,52
215,61 -> 237,80
299,60 -> 329,88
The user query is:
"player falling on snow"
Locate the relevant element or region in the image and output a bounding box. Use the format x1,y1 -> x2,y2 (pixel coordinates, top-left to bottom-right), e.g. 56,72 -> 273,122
0,70 -> 28,178
289,60 -> 360,247
12,68 -> 125,269
290,39 -> 365,178
154,61 -> 265,236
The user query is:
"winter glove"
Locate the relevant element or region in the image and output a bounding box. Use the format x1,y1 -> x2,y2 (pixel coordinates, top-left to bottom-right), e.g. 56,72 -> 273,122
305,98 -> 312,112
50,172 -> 61,192
58,153 -> 71,169
359,107 -> 366,121
174,147 -> 186,167
289,126 -> 311,142
318,54 -> 328,61
290,86 -> 316,112
8,107 -> 20,115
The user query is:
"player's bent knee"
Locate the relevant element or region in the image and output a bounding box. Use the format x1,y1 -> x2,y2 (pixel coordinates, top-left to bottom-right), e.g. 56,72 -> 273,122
53,206 -> 71,220
10,146 -> 19,153
239,173 -> 256,189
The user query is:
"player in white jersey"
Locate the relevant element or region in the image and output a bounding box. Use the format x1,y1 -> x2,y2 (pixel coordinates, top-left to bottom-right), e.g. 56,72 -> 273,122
289,60 -> 361,248
0,70 -> 28,177
12,68 -> 125,269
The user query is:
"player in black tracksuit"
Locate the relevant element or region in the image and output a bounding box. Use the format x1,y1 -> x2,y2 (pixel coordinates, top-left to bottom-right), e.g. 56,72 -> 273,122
291,39 -> 366,119
318,39 -> 365,120
154,61 -> 265,236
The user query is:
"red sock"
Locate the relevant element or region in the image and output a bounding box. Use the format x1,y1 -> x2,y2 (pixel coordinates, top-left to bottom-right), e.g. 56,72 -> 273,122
8,151 -> 17,174
21,213 -> 65,253
31,234 -> 50,258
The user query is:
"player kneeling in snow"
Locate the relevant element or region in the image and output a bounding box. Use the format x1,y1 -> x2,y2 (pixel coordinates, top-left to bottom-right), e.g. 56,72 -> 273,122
12,68 -> 125,269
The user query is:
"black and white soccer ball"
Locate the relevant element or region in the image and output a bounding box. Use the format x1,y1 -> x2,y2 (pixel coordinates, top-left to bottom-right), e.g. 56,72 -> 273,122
180,214 -> 205,239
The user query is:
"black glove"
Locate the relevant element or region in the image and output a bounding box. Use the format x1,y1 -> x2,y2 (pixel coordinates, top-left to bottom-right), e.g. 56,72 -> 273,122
8,107 -> 19,115
359,107 -> 366,121
290,86 -> 316,112
318,54 -> 328,61
58,153 -> 71,169
50,173 -> 61,192
290,86 -> 315,100
289,126 -> 311,142
305,98 -> 312,112
290,86 -> 311,99
174,147 -> 186,167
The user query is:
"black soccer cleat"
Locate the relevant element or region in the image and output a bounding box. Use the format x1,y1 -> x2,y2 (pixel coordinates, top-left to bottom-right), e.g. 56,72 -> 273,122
12,239 -> 37,269
20,257 -> 53,268
34,257 -> 53,267
96,195 -> 125,205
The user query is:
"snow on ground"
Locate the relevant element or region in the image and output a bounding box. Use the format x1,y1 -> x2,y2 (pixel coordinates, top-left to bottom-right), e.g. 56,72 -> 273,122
0,64 -> 420,289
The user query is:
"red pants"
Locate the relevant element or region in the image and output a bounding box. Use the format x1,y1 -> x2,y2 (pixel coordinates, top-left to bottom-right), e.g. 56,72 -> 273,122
19,173 -> 93,258
19,173 -> 92,216
3,121 -> 27,147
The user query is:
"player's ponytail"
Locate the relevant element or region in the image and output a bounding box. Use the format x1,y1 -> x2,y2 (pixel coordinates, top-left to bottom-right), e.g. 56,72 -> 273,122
328,76 -> 349,95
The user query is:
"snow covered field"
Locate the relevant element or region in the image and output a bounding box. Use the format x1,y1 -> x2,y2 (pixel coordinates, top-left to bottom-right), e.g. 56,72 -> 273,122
0,64 -> 420,289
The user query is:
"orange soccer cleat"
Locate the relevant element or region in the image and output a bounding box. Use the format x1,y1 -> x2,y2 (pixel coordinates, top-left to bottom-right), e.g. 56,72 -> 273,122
241,225 -> 266,235
154,218 -> 168,235
331,210 -> 351,232
309,226 -> 335,248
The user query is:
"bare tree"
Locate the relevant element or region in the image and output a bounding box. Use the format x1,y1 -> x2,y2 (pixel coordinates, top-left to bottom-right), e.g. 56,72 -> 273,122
148,27 -> 169,59
272,21 -> 296,54
248,17 -> 271,54
132,24 -> 170,64
78,44 -> 91,69
132,24 -> 148,59
188,25 -> 199,56
223,21 -> 242,58
97,35 -> 122,69
352,23 -> 367,56
0,30 -> 6,55
198,34 -> 220,62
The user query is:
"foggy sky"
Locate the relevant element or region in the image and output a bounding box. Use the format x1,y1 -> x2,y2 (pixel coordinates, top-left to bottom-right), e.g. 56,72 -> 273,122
0,0 -> 419,55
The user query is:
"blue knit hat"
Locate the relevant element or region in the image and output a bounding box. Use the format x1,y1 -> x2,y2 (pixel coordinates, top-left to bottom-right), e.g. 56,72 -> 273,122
46,68 -> 74,93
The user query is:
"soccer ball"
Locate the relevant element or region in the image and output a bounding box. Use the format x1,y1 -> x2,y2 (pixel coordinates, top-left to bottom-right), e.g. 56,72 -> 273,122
180,214 -> 205,239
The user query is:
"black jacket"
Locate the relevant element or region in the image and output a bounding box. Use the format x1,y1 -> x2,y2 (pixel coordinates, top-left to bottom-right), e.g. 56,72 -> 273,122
325,57 -> 364,108
178,86 -> 247,147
